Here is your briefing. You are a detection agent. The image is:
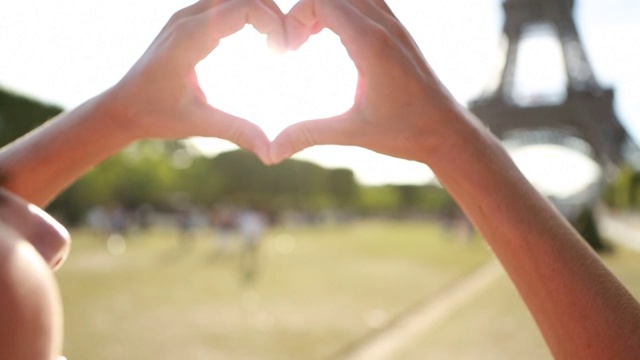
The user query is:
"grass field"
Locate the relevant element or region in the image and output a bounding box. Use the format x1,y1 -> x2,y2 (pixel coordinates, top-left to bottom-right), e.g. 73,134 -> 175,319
56,220 -> 640,359
57,220 -> 491,360
398,248 -> 640,359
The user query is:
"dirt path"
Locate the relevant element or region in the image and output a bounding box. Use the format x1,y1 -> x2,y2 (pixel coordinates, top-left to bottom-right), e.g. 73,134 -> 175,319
335,210 -> 640,360
340,260 -> 503,360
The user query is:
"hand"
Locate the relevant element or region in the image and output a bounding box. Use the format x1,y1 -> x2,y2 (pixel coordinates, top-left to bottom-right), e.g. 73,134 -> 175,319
0,189 -> 70,271
105,0 -> 287,163
270,0 -> 476,165
0,0 -> 288,206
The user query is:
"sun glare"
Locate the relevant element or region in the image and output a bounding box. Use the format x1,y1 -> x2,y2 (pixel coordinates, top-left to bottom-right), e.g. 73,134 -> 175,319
196,26 -> 357,141
510,144 -> 602,198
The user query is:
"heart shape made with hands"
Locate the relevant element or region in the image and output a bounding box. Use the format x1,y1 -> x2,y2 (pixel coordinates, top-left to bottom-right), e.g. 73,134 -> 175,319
196,25 -> 358,141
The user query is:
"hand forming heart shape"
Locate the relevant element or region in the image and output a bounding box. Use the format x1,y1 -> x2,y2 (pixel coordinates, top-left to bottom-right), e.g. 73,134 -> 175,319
267,0 -> 462,168
115,0 -> 460,169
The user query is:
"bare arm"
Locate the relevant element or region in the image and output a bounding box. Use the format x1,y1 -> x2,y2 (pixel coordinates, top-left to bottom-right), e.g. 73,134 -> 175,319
0,202 -> 64,359
271,0 -> 640,358
0,0 -> 286,207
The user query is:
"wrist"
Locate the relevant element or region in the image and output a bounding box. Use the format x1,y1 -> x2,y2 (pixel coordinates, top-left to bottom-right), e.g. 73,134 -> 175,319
90,86 -> 141,145
414,102 -> 498,171
419,104 -> 518,188
0,90 -> 137,205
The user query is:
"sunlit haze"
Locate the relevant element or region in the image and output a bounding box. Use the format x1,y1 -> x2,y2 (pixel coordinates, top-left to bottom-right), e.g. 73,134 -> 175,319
195,27 -> 357,141
510,145 -> 601,197
1,0 -> 638,193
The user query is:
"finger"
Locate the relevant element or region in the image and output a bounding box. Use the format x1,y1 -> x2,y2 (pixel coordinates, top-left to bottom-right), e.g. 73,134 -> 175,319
285,0 -> 393,70
344,0 -> 398,32
365,0 -> 429,64
287,0 -> 397,38
270,115 -> 356,164
206,0 -> 284,40
154,0 -> 215,46
210,0 -> 284,17
172,0 -> 285,63
170,0 -> 217,22
207,0 -> 287,51
371,0 -> 397,19
347,0 -> 414,46
287,0 -> 396,46
169,0 -> 282,23
287,0 -> 429,82
284,0 -> 323,50
194,106 -> 272,165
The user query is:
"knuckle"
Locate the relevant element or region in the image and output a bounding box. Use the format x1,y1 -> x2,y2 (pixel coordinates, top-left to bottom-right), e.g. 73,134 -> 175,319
300,127 -> 319,147
31,216 -> 71,269
225,122 -> 246,145
168,9 -> 189,26
365,25 -> 394,54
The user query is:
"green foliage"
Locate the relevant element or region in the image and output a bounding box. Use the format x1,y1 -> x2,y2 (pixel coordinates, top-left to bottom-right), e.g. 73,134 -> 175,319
394,185 -> 455,212
357,184 -> 454,215
603,165 -> 640,210
49,141 -> 182,222
50,147 -> 363,222
358,186 -> 401,213
327,168 -> 358,206
572,207 -> 612,253
0,88 -> 63,146
48,144 -> 458,224
210,150 -> 355,211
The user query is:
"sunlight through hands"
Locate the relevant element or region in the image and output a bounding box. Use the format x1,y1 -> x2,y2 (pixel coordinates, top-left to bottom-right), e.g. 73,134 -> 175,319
196,26 -> 357,141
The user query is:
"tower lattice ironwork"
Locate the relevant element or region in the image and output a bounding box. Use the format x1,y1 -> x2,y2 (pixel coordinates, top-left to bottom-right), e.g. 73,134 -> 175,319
470,0 -> 637,170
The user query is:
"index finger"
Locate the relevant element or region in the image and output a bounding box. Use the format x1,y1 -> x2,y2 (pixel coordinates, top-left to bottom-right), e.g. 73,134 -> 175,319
170,0 -> 286,64
285,0 -> 391,69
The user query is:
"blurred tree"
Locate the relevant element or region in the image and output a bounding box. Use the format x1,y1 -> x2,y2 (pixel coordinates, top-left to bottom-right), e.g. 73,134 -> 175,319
49,141 -> 186,222
358,186 -> 401,214
390,184 -> 455,213
603,166 -> 640,210
327,168 -> 358,207
1,88 -> 460,224
0,88 -> 63,147
211,150 -> 350,211
573,207 -> 612,253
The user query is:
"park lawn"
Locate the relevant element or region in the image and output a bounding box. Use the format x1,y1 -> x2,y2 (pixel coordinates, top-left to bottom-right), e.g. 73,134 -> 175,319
57,220 -> 491,360
397,248 -> 640,360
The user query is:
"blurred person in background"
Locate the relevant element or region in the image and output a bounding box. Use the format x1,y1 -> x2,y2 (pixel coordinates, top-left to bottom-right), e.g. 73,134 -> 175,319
237,207 -> 268,282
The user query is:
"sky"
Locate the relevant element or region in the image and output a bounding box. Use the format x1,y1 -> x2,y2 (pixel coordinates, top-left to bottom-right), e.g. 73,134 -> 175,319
0,0 -> 638,197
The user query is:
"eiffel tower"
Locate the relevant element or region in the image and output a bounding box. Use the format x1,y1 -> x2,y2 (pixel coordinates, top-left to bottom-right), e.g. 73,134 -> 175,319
469,0 -> 639,251
469,0 -> 637,170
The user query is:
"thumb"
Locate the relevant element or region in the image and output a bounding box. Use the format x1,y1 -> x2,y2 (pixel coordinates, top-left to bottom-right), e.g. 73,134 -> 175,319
195,106 -> 272,165
269,115 -> 354,164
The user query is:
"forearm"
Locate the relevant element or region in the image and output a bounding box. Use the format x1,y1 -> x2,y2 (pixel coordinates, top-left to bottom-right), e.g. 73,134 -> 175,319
0,90 -> 133,207
427,110 -> 640,359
